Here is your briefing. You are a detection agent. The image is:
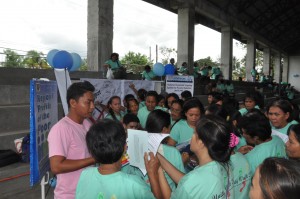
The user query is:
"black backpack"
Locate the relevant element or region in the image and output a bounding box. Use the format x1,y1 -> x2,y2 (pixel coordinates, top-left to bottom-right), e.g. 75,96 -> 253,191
0,150 -> 21,167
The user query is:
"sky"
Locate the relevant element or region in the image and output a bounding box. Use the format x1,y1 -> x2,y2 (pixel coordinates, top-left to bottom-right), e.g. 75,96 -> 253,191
0,0 -> 246,64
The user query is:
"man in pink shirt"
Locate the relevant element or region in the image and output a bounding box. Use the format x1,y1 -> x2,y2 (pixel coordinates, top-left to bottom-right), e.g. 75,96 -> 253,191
48,81 -> 96,199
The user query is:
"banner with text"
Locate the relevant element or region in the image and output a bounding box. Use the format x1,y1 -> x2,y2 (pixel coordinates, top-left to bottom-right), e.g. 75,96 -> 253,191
30,80 -> 58,186
81,79 -> 161,105
165,75 -> 194,96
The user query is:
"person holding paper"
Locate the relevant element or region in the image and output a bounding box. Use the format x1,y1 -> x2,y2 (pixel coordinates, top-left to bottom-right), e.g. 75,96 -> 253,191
168,98 -> 204,146
123,110 -> 185,191
76,119 -> 158,199
157,115 -> 235,198
137,91 -> 163,128
48,81 -> 96,199
145,110 -> 185,191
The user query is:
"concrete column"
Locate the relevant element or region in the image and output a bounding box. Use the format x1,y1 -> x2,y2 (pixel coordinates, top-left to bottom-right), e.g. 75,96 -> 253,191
273,53 -> 281,83
177,6 -> 195,75
87,0 -> 113,73
220,26 -> 233,80
245,39 -> 256,82
282,56 -> 289,82
263,48 -> 271,76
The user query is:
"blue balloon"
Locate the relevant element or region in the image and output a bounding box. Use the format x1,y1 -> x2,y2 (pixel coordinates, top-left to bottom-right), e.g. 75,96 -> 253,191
153,62 -> 165,76
52,50 -> 73,70
165,64 -> 175,75
46,49 -> 59,67
70,53 -> 82,71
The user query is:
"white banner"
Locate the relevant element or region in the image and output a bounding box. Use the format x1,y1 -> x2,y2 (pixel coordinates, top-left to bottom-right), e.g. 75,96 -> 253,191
81,78 -> 162,105
165,75 -> 194,96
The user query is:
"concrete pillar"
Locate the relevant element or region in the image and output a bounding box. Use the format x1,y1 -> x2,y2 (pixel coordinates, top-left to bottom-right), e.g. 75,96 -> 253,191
273,53 -> 281,83
220,26 -> 233,80
282,56 -> 289,82
245,39 -> 256,82
263,48 -> 271,76
177,6 -> 195,75
87,0 -> 113,73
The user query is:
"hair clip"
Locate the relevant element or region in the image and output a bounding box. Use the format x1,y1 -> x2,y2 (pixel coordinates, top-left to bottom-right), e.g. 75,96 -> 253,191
229,133 -> 239,148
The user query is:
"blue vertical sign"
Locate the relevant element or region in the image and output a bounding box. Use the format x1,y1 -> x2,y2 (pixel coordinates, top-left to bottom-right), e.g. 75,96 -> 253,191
30,80 -> 58,186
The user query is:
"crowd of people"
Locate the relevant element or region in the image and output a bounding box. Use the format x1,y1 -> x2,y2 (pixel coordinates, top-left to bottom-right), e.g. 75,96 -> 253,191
48,78 -> 300,199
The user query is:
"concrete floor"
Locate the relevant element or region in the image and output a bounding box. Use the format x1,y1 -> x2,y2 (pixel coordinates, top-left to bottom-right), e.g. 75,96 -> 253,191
0,162 -> 54,199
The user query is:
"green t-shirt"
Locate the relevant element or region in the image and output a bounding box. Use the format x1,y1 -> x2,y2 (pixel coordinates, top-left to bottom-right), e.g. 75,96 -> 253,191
245,135 -> 287,174
251,69 -> 257,77
238,105 -> 260,116
193,66 -> 200,78
230,152 -> 252,199
235,136 -> 247,151
142,70 -> 156,80
105,111 -> 125,121
122,144 -> 185,191
217,83 -> 226,93
171,161 -> 234,199
200,68 -> 209,76
170,119 -> 194,144
105,59 -> 121,70
271,120 -> 299,135
139,101 -> 146,109
137,106 -> 163,128
225,84 -> 234,93
76,167 -> 155,199
178,66 -> 188,75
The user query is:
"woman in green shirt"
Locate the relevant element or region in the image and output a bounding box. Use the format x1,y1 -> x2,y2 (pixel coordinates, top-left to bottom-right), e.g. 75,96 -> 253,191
286,124 -> 300,159
267,99 -> 299,135
142,65 -> 156,80
105,96 -> 125,121
157,115 -> 235,199
168,98 -> 204,146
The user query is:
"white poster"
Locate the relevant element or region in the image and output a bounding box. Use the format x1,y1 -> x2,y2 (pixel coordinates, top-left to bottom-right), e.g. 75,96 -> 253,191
165,75 -> 194,96
81,79 -> 158,105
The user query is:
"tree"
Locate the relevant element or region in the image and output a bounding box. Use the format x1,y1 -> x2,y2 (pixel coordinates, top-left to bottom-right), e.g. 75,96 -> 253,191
232,56 -> 245,80
23,50 -> 49,69
79,58 -> 88,71
120,51 -> 149,65
3,49 -> 23,68
159,46 -> 177,65
195,56 -> 219,67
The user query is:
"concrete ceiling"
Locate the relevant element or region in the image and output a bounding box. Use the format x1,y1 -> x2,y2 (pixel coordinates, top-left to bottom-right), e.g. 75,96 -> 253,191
142,0 -> 300,55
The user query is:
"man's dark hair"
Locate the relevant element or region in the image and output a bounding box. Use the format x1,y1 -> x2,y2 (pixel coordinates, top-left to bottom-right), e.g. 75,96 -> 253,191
66,81 -> 95,108
123,113 -> 140,125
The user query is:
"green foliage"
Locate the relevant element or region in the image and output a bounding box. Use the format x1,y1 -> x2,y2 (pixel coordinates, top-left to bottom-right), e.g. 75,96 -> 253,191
79,58 -> 88,71
159,46 -> 177,65
120,51 -> 153,74
195,56 -> 219,67
23,50 -> 50,69
120,51 -> 150,65
3,49 -> 23,68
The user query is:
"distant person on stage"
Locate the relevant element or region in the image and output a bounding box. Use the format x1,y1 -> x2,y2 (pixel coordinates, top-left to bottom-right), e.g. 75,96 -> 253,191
164,58 -> 177,75
104,52 -> 126,79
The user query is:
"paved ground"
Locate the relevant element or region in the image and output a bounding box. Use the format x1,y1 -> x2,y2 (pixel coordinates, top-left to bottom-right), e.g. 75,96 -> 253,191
0,162 -> 54,199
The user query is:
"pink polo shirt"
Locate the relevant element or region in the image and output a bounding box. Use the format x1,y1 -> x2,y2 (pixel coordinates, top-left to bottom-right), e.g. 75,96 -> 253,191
48,116 -> 92,199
